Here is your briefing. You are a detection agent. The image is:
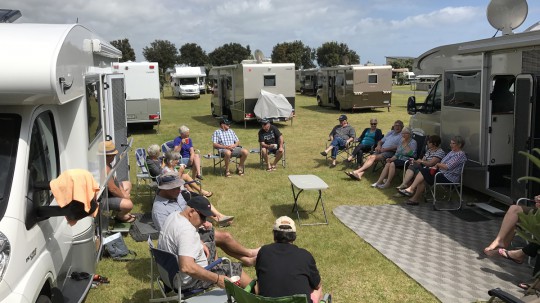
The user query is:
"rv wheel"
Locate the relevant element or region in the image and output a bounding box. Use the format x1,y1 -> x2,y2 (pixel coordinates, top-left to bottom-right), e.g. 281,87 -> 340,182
36,295 -> 52,303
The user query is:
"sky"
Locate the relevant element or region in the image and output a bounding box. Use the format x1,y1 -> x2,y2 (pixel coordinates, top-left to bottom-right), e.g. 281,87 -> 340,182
5,0 -> 540,65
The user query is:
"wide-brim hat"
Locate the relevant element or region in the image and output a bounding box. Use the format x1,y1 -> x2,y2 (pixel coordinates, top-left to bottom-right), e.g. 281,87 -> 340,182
98,140 -> 118,155
157,172 -> 185,190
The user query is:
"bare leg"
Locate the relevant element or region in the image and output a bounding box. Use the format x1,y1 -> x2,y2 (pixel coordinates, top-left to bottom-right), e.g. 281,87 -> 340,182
408,180 -> 425,203
222,150 -> 232,174
403,172 -> 425,194
261,148 -> 271,170
484,205 -> 524,252
272,149 -> 283,167
182,174 -> 212,196
116,198 -> 134,220
382,162 -> 397,188
398,169 -> 415,188
238,149 -> 248,172
376,163 -> 390,184
352,154 -> 382,179
191,154 -> 202,178
214,230 -> 259,266
238,270 -> 253,288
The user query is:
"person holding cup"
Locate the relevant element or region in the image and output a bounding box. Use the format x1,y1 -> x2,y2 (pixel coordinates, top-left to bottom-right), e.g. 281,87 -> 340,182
163,151 -> 213,198
173,125 -> 203,180
398,136 -> 467,205
258,119 -> 284,171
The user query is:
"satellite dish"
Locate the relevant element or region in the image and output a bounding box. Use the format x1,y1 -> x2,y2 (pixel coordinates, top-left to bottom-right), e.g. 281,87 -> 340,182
254,49 -> 264,63
487,0 -> 528,35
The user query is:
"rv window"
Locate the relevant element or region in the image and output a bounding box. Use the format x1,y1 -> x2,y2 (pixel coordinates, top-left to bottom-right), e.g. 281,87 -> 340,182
0,114 -> 21,218
27,111 -> 59,208
444,71 -> 481,109
368,74 -> 378,84
264,75 -> 276,86
85,80 -> 102,144
180,78 -> 197,85
491,75 -> 515,113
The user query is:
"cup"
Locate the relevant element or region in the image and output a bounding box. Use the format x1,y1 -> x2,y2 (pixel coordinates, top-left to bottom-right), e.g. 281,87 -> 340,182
229,275 -> 241,286
271,144 -> 278,149
430,167 -> 437,176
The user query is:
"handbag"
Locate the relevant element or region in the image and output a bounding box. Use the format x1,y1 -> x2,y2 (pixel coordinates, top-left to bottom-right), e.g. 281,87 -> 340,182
103,232 -> 137,261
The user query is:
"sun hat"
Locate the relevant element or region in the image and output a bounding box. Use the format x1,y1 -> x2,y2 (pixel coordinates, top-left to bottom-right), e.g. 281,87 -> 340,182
157,172 -> 184,190
98,140 -> 118,155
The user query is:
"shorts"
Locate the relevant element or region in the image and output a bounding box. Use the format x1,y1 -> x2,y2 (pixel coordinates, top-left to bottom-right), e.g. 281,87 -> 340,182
420,167 -> 452,186
179,157 -> 190,166
219,147 -> 243,158
393,159 -> 406,169
107,196 -> 122,211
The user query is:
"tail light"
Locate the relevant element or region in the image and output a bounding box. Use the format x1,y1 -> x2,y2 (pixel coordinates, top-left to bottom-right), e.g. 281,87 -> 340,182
149,114 -> 160,120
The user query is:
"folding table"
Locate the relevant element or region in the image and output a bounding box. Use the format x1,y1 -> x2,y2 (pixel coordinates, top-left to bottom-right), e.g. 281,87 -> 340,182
288,175 -> 329,226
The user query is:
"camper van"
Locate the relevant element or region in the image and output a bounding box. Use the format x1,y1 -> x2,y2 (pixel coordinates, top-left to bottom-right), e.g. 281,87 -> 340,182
407,2 -> 540,204
0,22 -> 129,302
209,60 -> 295,126
171,66 -> 205,99
112,62 -> 161,128
298,68 -> 319,95
317,65 -> 392,111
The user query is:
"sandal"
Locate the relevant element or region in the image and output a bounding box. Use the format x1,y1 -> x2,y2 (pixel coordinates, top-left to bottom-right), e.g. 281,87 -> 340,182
116,214 -> 136,223
237,168 -> 244,176
203,191 -> 213,198
266,167 -> 273,172
398,189 -> 413,197
498,248 -> 524,264
271,165 -> 277,171
224,171 -> 232,178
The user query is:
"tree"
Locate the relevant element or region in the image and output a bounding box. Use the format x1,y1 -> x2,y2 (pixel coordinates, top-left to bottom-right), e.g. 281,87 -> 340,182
178,43 -> 208,67
110,38 -> 136,62
389,58 -> 414,71
142,40 -> 178,71
208,43 -> 251,66
316,42 -> 360,67
271,40 -> 315,70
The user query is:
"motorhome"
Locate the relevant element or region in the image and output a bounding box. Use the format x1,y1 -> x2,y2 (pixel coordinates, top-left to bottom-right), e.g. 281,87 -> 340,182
0,21 -> 129,302
317,65 -> 392,111
209,60 -> 295,126
112,61 -> 161,128
297,68 -> 319,95
171,66 -> 205,99
407,1 -> 540,204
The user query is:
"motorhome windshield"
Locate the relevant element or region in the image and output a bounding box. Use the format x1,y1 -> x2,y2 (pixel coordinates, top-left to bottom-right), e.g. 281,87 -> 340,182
180,78 -> 197,85
0,114 -> 21,217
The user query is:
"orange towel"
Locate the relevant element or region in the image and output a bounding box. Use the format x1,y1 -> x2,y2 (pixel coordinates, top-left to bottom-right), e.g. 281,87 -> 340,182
49,169 -> 100,217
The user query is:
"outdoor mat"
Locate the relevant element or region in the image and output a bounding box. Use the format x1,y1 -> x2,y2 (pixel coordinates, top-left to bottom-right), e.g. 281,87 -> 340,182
450,208 -> 492,222
333,204 -> 531,303
129,212 -> 158,242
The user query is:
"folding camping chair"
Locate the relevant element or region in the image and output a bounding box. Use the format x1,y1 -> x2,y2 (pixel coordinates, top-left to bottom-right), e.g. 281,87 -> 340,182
135,148 -> 157,197
162,140 -> 174,154
324,140 -> 357,167
225,279 -> 332,303
148,238 -> 232,303
205,147 -> 241,175
426,162 -> 466,211
250,142 -> 286,170
401,132 -> 427,180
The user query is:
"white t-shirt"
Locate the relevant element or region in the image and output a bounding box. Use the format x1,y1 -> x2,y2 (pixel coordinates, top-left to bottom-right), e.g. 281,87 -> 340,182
157,213 -> 208,289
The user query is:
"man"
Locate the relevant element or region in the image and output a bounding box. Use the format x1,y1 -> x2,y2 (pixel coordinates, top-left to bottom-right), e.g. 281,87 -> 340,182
212,118 -> 249,177
153,173 -> 253,264
320,115 -> 356,167
346,120 -> 404,181
258,119 -> 284,171
158,195 -> 253,291
256,216 -> 323,303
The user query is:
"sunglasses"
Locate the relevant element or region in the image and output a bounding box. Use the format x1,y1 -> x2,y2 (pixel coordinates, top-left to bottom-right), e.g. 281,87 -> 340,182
370,123 -> 377,125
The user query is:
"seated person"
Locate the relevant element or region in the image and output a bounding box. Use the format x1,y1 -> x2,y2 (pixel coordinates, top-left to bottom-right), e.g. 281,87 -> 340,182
396,135 -> 445,190
212,118 -> 249,177
346,120 -> 404,181
484,195 -> 540,254
258,119 -> 284,171
346,118 -> 383,165
146,144 -> 164,180
162,151 -> 213,198
497,242 -> 540,290
101,141 -> 134,223
152,172 -> 233,230
320,115 -> 355,168
174,125 -> 203,180
255,216 -> 323,303
157,195 -> 253,291
399,136 -> 467,206
371,127 -> 417,189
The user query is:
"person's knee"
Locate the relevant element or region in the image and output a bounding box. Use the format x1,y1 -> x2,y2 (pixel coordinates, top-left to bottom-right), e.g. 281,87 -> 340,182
120,199 -> 133,211
241,149 -> 248,156
215,230 -> 233,244
509,205 -> 524,214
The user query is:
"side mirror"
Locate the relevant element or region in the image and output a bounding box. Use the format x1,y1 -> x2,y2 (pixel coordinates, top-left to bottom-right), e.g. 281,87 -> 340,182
407,96 -> 417,115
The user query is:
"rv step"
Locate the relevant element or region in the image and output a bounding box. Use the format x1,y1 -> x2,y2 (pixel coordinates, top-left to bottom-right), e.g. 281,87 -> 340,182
475,203 -> 506,216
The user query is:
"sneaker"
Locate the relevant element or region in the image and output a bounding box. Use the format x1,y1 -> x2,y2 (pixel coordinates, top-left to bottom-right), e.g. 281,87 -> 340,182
371,182 -> 378,188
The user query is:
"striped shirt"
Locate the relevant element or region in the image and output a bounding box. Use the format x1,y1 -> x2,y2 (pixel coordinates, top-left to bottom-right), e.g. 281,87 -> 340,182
441,150 -> 467,183
212,128 -> 239,146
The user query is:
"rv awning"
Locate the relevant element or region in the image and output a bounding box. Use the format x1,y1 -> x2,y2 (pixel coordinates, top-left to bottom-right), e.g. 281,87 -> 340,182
254,90 -> 293,120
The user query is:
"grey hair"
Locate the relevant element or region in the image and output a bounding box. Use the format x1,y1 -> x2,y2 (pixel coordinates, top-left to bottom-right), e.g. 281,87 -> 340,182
452,136 -> 466,148
401,127 -> 412,134
164,151 -> 181,164
147,144 -> 161,157
179,125 -> 190,135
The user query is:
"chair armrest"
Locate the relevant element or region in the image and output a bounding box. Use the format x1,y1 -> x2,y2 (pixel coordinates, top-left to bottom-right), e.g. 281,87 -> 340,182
487,288 -> 525,303
516,198 -> 535,207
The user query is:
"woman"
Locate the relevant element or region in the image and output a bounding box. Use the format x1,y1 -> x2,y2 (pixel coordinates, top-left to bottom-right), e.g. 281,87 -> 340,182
173,125 -> 203,180
162,151 -> 213,198
346,118 -> 383,165
395,135 -> 445,190
399,136 -> 467,206
102,141 -> 134,223
371,127 -> 417,189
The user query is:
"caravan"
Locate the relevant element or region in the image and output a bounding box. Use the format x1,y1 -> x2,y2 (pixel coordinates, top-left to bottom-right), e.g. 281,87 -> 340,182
407,1 -> 540,204
112,62 -> 161,128
209,58 -> 295,126
171,66 -> 205,99
0,21 -> 129,302
317,65 -> 392,111
297,68 -> 319,95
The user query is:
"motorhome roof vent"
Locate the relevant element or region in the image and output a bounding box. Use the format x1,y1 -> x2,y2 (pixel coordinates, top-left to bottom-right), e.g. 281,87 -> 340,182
0,9 -> 21,23
254,49 -> 264,64
524,21 -> 540,32
486,0 -> 528,35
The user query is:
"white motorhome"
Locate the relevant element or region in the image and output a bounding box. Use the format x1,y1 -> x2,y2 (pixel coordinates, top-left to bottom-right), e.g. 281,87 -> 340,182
112,62 -> 161,128
209,60 -> 295,126
407,1 -> 540,204
0,22 -> 129,302
171,66 -> 205,99
317,65 -> 392,111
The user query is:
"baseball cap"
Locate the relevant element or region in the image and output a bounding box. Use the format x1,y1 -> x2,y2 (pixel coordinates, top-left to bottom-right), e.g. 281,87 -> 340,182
338,114 -> 348,121
187,196 -> 214,217
260,118 -> 270,124
220,118 -> 232,125
273,216 -> 296,233
157,172 -> 184,190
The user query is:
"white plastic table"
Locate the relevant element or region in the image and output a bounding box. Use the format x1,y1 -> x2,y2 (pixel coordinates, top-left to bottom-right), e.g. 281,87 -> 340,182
288,175 -> 329,226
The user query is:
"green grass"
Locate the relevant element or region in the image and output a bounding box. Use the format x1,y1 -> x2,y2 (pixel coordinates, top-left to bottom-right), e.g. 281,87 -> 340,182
85,86 -> 439,303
